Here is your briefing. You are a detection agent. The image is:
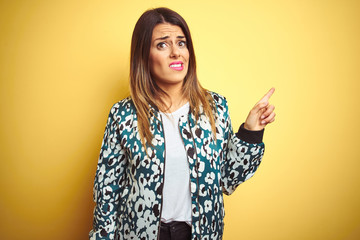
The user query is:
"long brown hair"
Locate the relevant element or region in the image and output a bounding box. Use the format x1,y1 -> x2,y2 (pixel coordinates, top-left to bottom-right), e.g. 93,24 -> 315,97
129,7 -> 216,146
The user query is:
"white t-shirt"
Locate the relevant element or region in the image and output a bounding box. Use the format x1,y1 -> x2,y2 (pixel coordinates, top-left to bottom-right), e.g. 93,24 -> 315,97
160,102 -> 192,224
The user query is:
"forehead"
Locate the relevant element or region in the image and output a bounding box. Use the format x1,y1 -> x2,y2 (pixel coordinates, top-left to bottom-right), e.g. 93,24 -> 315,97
152,23 -> 185,39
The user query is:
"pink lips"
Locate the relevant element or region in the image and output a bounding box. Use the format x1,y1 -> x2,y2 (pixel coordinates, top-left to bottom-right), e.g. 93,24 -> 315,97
169,61 -> 184,71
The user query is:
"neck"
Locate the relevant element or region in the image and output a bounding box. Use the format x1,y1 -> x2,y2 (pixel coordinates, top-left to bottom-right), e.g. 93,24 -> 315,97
157,83 -> 187,113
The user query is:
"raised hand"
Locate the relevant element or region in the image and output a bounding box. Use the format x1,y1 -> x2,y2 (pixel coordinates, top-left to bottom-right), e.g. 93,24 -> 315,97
244,88 -> 275,131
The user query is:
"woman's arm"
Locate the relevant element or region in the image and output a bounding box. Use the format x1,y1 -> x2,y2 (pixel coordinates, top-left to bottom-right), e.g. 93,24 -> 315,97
89,104 -> 128,240
220,89 -> 275,195
220,111 -> 265,195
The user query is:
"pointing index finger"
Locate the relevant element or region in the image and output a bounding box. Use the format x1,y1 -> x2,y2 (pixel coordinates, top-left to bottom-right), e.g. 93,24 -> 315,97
259,87 -> 275,103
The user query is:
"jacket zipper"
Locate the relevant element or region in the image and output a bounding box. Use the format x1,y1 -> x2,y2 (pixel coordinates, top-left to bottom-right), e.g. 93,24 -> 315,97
187,118 -> 202,240
157,115 -> 166,240
178,118 -> 193,235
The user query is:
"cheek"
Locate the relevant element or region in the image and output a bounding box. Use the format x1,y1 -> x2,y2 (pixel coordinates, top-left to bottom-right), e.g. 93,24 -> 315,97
149,55 -> 160,75
184,50 -> 190,64
150,53 -> 166,71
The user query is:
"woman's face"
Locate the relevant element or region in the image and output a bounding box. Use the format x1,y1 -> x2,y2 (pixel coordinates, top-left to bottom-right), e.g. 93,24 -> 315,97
149,23 -> 189,90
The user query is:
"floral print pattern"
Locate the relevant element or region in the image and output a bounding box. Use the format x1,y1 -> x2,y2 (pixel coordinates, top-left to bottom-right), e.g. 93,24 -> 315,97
89,92 -> 265,240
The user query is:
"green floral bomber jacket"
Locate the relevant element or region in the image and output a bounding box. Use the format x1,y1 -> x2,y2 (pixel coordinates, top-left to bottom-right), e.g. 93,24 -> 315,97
89,92 -> 265,240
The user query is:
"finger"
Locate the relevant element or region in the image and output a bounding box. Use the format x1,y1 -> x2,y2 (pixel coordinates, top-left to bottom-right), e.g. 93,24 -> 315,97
261,105 -> 275,119
266,117 -> 275,125
261,112 -> 276,124
252,101 -> 268,114
258,87 -> 275,103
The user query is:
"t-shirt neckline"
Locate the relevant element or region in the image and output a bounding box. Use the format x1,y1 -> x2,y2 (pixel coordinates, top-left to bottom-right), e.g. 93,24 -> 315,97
160,102 -> 189,116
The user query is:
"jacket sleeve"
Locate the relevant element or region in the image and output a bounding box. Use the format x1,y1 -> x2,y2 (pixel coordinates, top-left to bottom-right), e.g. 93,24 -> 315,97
220,98 -> 265,195
89,104 -> 128,239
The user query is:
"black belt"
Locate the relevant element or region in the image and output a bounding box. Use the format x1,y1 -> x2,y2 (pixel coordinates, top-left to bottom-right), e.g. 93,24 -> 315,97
161,221 -> 191,228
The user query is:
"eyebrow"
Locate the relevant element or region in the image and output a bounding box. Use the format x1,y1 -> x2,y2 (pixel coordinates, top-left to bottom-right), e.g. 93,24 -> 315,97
154,35 -> 185,41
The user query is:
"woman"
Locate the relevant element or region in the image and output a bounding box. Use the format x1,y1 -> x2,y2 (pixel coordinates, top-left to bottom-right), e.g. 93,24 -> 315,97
89,7 -> 275,240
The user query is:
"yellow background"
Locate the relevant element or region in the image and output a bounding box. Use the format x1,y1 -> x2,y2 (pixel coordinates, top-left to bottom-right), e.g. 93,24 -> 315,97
1,0 -> 359,239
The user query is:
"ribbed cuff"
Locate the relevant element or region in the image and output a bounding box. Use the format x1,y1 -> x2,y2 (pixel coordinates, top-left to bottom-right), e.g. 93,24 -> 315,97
235,123 -> 264,144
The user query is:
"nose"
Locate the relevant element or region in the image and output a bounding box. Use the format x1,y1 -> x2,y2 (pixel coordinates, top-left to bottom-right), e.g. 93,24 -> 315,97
170,45 -> 180,58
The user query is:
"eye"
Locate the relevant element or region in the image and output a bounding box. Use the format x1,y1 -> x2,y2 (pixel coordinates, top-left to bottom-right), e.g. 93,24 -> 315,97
178,41 -> 187,48
157,42 -> 167,49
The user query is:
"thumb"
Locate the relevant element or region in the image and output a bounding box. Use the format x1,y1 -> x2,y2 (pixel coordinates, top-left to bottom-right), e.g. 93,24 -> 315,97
253,101 -> 268,113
